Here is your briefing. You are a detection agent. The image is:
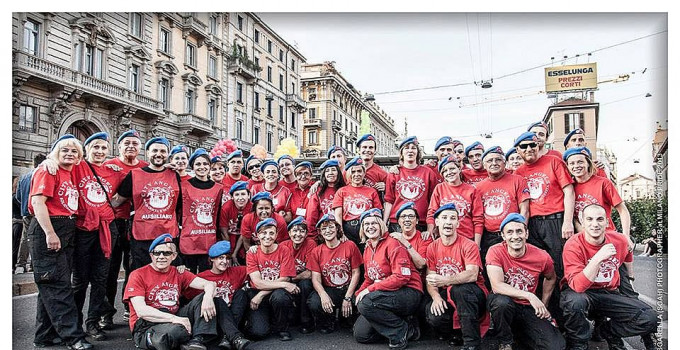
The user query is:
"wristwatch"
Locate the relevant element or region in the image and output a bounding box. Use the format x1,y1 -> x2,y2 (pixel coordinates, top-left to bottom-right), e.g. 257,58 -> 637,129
343,296 -> 352,302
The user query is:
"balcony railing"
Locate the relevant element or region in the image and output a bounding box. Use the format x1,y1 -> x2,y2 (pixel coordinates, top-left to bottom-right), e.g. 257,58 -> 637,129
13,50 -> 164,116
227,57 -> 259,82
349,131 -> 357,140
177,113 -> 214,135
180,15 -> 208,41
331,119 -> 342,131
286,93 -> 307,111
303,118 -> 322,128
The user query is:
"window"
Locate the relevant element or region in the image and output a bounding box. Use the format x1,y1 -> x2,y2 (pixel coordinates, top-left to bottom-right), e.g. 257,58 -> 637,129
237,15 -> 243,31
130,13 -> 142,38
159,27 -> 171,53
208,16 -> 217,35
267,100 -> 272,117
253,126 -> 260,144
267,132 -> 273,152
291,82 -> 295,95
308,130 -> 317,145
18,105 -> 36,132
291,58 -> 296,71
267,40 -> 272,53
279,105 -> 284,122
254,29 -> 260,43
309,108 -> 316,118
129,64 -> 140,92
159,78 -> 170,109
208,98 -> 216,122
279,74 -> 284,91
23,20 -> 40,55
186,43 -> 196,67
267,66 -> 272,82
564,113 -> 585,133
279,49 -> 284,62
208,56 -> 217,78
237,119 -> 243,139
82,44 -> 105,79
236,82 -> 243,103
185,88 -> 195,114
254,57 -> 259,69
254,92 -> 260,109
291,112 -> 296,129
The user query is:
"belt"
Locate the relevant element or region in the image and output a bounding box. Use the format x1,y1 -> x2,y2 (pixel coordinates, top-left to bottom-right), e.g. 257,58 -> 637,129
51,215 -> 75,219
532,212 -> 563,220
346,219 -> 360,226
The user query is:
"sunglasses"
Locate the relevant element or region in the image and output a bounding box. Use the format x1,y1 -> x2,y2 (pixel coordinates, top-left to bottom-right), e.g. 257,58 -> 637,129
151,250 -> 174,257
248,164 -> 261,171
518,142 -> 538,150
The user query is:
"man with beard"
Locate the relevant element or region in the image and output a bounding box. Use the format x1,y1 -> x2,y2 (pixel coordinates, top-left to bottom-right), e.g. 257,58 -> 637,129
288,162 -> 314,221
222,150 -> 249,198
560,204 -> 657,350
486,213 -> 565,350
527,121 -> 563,159
357,134 -> 388,194
277,155 -> 298,191
461,142 -> 487,187
101,129 -> 149,327
111,137 -> 183,274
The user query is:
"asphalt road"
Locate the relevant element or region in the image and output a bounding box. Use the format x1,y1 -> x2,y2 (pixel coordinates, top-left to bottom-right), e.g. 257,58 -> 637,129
12,255 -> 668,350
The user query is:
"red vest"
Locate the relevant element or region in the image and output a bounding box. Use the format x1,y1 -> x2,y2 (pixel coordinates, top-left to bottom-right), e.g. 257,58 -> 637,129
131,169 -> 180,240
180,183 -> 222,255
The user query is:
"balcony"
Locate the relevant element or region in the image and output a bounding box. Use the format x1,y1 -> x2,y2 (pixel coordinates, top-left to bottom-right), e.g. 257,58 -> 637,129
179,14 -> 208,42
286,93 -> 307,112
331,119 -> 342,131
304,118 -> 322,128
13,50 -> 164,116
177,113 -> 213,136
227,56 -> 260,84
349,130 -> 357,141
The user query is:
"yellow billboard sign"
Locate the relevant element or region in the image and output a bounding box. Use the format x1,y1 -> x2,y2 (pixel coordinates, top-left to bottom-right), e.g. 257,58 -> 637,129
544,63 -> 597,93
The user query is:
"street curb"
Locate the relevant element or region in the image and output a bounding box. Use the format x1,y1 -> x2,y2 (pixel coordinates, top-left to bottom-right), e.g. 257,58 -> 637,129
12,270 -> 125,296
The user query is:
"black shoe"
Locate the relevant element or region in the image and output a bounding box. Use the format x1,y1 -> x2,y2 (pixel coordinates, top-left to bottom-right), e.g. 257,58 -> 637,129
232,336 -> 252,350
181,336 -> 207,350
406,319 -> 420,341
122,311 -> 130,322
591,319 -> 604,342
642,333 -> 657,350
218,336 -> 233,350
300,325 -> 314,334
605,338 -> 627,350
278,331 -> 292,341
98,315 -> 113,330
388,339 -> 407,350
448,333 -> 464,346
66,339 -> 93,350
86,324 -> 106,341
32,338 -> 63,348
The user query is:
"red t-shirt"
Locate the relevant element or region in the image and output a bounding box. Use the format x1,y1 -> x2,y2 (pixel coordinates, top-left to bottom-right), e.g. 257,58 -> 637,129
306,187 -> 338,237
562,231 -> 633,293
246,244 -> 296,289
179,174 -> 192,182
185,266 -> 249,304
357,237 -> 423,294
28,167 -> 78,216
247,178 -> 264,190
427,182 -> 483,239
222,174 -> 249,202
475,173 -> 531,232
307,240 -> 363,288
385,166 -> 439,224
486,243 -> 554,305
72,161 -> 119,231
218,200 -> 252,259
545,149 -> 563,159
104,157 -> 148,219
426,235 -> 487,293
279,178 -> 298,192
332,185 -> 383,221
289,185 -> 311,218
280,238 -> 318,275
514,155 -> 573,216
123,265 -> 196,331
574,175 -> 622,230
250,182 -> 292,214
240,212 -> 288,244
406,231 -> 434,261
462,167 -> 488,187
364,163 -> 388,189
426,163 -> 444,184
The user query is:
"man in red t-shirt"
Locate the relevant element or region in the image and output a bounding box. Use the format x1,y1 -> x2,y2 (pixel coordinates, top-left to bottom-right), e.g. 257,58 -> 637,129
486,213 -> 565,350
124,234 -> 242,350
560,204 -> 657,350
277,155 -> 298,191
222,150 -> 249,201
527,121 -> 562,159
461,141 -> 488,186
357,134 -> 389,195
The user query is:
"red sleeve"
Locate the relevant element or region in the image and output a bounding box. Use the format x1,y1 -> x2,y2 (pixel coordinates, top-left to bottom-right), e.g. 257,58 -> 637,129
553,159 -> 574,189
371,188 -> 383,210
245,250 -> 258,274
461,240 -> 483,270
624,249 -> 633,263
603,180 -> 623,207
485,245 -> 503,268
282,189 -> 292,213
356,268 -> 372,295
181,271 -> 198,294
122,269 -> 146,302
349,242 -> 363,269
306,194 -> 320,237
542,252 -> 555,276
331,188 -> 344,209
416,238 -> 431,258
306,246 -> 321,273
516,176 -> 531,203
384,173 -> 397,204
241,214 -> 254,240
30,168 -> 56,198
278,246 -> 296,278
562,240 -> 593,293
426,243 -> 437,271
427,167 -> 439,198
367,244 -> 412,292
427,186 -> 441,225
219,202 -> 230,229
275,214 -> 288,243
471,188 -> 484,235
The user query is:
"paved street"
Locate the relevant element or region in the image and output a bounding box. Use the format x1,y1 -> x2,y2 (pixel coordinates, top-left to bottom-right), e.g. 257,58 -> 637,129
12,255 -> 667,349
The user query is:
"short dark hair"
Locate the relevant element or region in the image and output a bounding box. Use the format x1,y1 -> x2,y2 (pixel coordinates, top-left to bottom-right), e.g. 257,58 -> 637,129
33,154 -> 46,167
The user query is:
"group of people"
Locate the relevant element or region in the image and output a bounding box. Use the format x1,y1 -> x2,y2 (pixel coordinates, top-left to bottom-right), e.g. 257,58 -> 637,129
21,121 -> 659,350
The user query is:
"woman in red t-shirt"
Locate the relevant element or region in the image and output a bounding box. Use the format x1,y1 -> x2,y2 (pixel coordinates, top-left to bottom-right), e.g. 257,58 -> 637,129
240,191 -> 288,251
169,145 -> 191,182
306,159 -> 346,239
250,160 -> 292,221
209,155 -> 226,184
244,155 -> 265,189
505,148 -> 524,174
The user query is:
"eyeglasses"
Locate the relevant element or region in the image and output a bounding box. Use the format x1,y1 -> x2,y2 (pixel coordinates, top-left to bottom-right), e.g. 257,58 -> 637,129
248,165 -> 261,171
399,214 -> 417,220
296,172 -> 311,178
151,250 -> 174,257
518,142 -> 538,150
454,150 -> 464,154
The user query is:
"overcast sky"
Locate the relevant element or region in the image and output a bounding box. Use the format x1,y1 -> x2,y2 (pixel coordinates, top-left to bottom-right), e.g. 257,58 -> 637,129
259,12 -> 667,180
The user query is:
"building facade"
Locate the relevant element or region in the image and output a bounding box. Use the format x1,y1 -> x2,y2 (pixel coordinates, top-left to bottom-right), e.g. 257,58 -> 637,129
543,94 -> 600,153
300,61 -> 398,158
618,173 -> 655,201
12,12 -> 305,176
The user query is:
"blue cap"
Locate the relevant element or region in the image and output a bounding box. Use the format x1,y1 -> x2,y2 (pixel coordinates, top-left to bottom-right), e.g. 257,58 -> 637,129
513,132 -> 537,148
149,233 -> 174,252
188,148 -> 210,168
210,155 -> 222,164
170,145 -> 189,158
256,217 -> 277,232
563,147 -> 592,161
327,145 -> 346,159
319,159 -> 339,172
251,191 -> 273,203
527,121 -> 548,132
500,213 -> 527,232
344,156 -> 364,171
277,154 -> 295,165
482,146 -> 504,160
564,128 -> 585,147
359,208 -> 382,223
315,213 -> 337,229
398,136 -> 418,149
229,181 -> 249,195
208,241 -> 232,258
434,136 -> 453,152
84,132 -> 109,147
464,141 -> 484,157
51,134 -> 77,152
145,137 -> 170,150
287,216 -> 307,231
260,160 -> 278,173
504,148 -> 517,160
356,133 -> 376,147
117,129 -> 141,144
433,203 -> 458,219
438,155 -> 458,173
294,161 -> 313,172
225,150 -> 243,162
395,202 -> 417,219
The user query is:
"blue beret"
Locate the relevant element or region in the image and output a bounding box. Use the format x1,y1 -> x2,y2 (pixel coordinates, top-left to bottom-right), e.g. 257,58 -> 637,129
398,136 -> 418,149
260,160 -> 278,173
482,146 -> 504,160
287,216 -> 307,231
149,233 -> 174,252
564,128 -> 585,147
434,136 -> 453,152
244,155 -> 255,166
344,156 -> 364,171
145,137 -> 170,150
277,154 -> 295,165
51,134 -> 77,152
505,148 -> 517,160
513,132 -> 537,148
170,145 -> 189,158
294,161 -> 313,172
360,208 -> 383,223
464,141 -> 484,157
527,121 -> 548,132
395,202 -> 417,219
256,217 -> 277,232
210,155 -> 222,164
117,129 -> 141,144
229,181 -> 249,195
500,213 -> 527,232
438,155 -> 458,173
433,203 -> 458,219
326,145 -> 346,159
356,134 -> 376,147
225,150 -> 243,162
563,147 -> 592,161
319,159 -> 339,172
315,213 -> 337,229
84,132 -> 109,147
251,191 -> 273,203
208,241 -> 232,258
188,148 -> 210,167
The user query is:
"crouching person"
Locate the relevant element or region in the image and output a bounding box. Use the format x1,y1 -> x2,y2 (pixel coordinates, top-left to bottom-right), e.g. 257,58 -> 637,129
486,213 -> 565,350
560,204 -> 657,350
124,233 -> 237,350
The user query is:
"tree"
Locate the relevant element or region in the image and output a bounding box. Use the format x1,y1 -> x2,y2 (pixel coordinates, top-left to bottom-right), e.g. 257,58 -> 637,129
611,196 -> 667,253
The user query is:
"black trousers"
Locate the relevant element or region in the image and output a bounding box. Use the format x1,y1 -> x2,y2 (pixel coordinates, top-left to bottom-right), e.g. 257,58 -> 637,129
183,254 -> 210,274
292,279 -> 314,327
426,283 -> 486,347
342,220 -> 362,252
560,287 -> 657,347
12,218 -> 23,270
229,289 -> 250,328
72,225 -> 116,328
308,285 -> 353,329
29,217 -> 85,345
528,214 -> 565,326
353,287 -> 421,345
102,218 -> 129,317
245,288 -> 295,338
487,293 -> 566,349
